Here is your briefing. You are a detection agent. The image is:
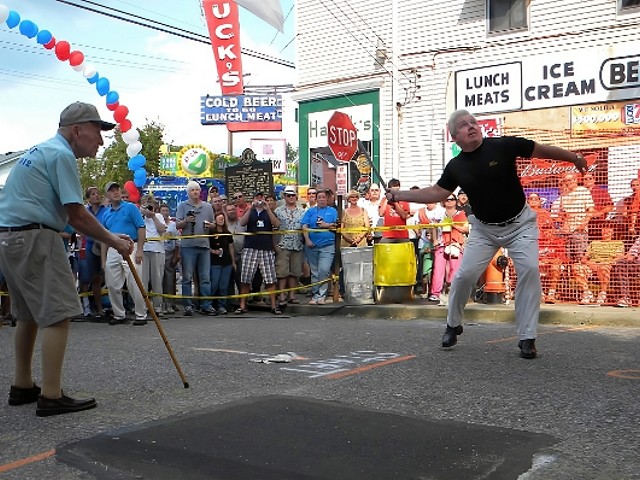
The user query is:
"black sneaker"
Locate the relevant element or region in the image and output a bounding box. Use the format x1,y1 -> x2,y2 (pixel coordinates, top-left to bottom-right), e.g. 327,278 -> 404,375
201,307 -> 218,316
108,317 -> 129,326
441,324 -> 463,348
133,318 -> 147,326
518,339 -> 537,359
184,306 -> 194,317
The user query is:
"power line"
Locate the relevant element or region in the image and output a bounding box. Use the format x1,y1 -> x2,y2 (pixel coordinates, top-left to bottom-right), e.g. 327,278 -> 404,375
54,0 -> 296,69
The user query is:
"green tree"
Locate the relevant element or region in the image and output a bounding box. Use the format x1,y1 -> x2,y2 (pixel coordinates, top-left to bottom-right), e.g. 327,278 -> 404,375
286,142 -> 298,163
77,120 -> 166,193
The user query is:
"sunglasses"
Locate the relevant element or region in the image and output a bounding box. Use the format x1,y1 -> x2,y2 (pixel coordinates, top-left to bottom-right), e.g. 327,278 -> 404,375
285,193 -> 296,197
233,195 -> 243,199
307,191 -> 317,195
446,197 -> 456,201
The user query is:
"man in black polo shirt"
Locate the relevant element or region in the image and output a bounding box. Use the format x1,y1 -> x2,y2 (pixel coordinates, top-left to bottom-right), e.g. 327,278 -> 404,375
386,109 -> 587,359
235,192 -> 282,315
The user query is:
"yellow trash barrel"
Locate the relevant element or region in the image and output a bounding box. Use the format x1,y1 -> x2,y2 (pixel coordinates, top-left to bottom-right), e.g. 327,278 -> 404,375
373,243 -> 417,287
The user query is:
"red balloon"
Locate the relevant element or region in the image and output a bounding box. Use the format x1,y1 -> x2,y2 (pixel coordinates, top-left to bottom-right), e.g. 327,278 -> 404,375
124,181 -> 140,202
43,37 -> 56,50
106,101 -> 119,111
113,105 -> 129,123
119,119 -> 132,133
69,50 -> 84,66
55,41 -> 71,61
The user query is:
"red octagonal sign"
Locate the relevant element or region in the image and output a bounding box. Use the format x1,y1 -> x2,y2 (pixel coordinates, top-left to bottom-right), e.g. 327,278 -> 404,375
327,111 -> 358,162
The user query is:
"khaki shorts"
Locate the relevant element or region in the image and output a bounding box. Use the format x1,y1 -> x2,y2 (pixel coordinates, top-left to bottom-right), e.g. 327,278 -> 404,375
275,247 -> 304,279
0,229 -> 81,327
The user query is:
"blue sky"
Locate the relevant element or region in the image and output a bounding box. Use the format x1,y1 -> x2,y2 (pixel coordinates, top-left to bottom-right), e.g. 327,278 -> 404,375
0,0 -> 297,155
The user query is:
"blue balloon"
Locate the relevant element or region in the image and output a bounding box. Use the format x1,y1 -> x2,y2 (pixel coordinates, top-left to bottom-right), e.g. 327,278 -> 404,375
96,77 -> 110,96
6,10 -> 20,29
106,91 -> 119,105
19,20 -> 38,38
86,73 -> 99,85
36,29 -> 53,45
133,168 -> 147,188
127,154 -> 146,171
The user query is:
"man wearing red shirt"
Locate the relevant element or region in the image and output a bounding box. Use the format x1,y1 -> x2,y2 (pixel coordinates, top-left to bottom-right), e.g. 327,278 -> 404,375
378,178 -> 411,243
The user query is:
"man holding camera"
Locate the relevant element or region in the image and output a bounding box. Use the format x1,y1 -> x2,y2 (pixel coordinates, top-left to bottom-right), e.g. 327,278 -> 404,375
176,181 -> 216,316
139,194 -> 167,320
235,192 -> 281,314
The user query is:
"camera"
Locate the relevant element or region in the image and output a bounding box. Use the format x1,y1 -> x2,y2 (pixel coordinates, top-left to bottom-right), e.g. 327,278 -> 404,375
186,210 -> 196,218
256,200 -> 264,206
145,205 -> 154,210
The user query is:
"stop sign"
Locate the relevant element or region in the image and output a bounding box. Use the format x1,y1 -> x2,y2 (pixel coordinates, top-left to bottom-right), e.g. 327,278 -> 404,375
327,111 -> 358,162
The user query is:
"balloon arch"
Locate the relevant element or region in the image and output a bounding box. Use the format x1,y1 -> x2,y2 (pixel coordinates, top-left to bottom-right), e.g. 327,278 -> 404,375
0,4 -> 146,203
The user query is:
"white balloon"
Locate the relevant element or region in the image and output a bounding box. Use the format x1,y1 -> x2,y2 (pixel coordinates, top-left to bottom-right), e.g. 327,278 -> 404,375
123,128 -> 140,144
0,5 -> 9,24
126,141 -> 142,158
72,61 -> 85,72
83,64 -> 97,79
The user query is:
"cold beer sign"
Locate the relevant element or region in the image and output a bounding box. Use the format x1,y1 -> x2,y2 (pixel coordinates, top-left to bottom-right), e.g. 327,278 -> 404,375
327,111 -> 358,162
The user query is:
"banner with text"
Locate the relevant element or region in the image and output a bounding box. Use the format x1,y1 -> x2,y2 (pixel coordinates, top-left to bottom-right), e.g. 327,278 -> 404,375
455,43 -> 640,114
200,95 -> 282,131
203,0 -> 244,96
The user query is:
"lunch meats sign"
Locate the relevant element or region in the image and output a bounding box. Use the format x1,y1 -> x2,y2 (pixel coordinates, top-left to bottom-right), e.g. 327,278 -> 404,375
455,44 -> 640,114
200,94 -> 283,131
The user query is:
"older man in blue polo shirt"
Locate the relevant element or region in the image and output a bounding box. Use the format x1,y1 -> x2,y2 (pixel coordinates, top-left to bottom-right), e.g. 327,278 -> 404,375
101,181 -> 148,325
0,101 -> 133,416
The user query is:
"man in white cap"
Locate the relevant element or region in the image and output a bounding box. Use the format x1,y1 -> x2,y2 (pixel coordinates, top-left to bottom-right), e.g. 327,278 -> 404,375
0,101 -> 133,416
274,186 -> 305,306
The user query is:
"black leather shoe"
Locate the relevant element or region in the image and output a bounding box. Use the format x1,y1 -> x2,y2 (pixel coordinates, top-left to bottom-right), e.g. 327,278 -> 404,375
518,339 -> 537,359
36,394 -> 97,417
441,324 -> 463,348
8,384 -> 41,406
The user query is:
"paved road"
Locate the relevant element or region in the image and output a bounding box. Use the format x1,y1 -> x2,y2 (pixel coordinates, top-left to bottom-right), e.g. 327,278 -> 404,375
1,312 -> 639,479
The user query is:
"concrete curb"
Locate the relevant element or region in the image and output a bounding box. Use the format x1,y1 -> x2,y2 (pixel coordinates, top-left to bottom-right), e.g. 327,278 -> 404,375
284,301 -> 640,328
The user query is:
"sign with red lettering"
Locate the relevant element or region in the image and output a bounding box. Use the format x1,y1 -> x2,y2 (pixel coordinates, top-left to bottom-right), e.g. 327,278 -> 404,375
203,0 -> 245,96
327,111 -> 358,162
518,154 -> 597,185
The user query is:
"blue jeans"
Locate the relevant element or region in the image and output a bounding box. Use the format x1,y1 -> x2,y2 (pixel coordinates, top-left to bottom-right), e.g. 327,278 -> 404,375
181,247 -> 212,310
211,264 -> 233,309
305,244 -> 335,300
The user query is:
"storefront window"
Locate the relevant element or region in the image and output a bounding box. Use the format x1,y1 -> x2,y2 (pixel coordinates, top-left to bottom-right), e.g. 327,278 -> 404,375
620,0 -> 640,9
488,0 -> 528,32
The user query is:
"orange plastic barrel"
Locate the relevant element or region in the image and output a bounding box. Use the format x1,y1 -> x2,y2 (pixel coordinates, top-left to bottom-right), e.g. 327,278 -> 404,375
484,250 -> 506,293
373,243 -> 417,287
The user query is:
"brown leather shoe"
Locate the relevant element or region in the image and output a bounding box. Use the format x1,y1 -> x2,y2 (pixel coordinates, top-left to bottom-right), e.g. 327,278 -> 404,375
36,394 -> 97,417
8,384 -> 41,406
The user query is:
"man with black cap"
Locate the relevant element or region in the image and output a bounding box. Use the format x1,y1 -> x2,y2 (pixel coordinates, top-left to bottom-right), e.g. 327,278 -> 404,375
0,101 -> 133,416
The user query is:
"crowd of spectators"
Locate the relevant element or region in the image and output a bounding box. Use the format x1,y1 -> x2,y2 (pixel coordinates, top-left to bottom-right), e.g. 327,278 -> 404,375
2,171 -> 639,327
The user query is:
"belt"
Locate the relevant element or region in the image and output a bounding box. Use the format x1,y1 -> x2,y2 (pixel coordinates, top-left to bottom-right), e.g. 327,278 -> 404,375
478,205 -> 527,227
0,223 -> 57,233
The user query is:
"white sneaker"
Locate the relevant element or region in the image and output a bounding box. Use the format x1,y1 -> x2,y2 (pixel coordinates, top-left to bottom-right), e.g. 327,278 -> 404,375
316,297 -> 326,305
579,291 -> 594,305
596,291 -> 607,306
82,304 -> 93,317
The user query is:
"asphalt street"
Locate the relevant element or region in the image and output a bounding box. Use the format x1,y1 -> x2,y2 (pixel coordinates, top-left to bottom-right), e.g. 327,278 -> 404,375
1,311 -> 639,479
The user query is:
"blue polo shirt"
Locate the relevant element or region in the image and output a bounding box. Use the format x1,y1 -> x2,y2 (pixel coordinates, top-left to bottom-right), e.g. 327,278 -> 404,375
101,201 -> 144,241
301,205 -> 338,247
0,133 -> 83,230
84,204 -> 106,252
